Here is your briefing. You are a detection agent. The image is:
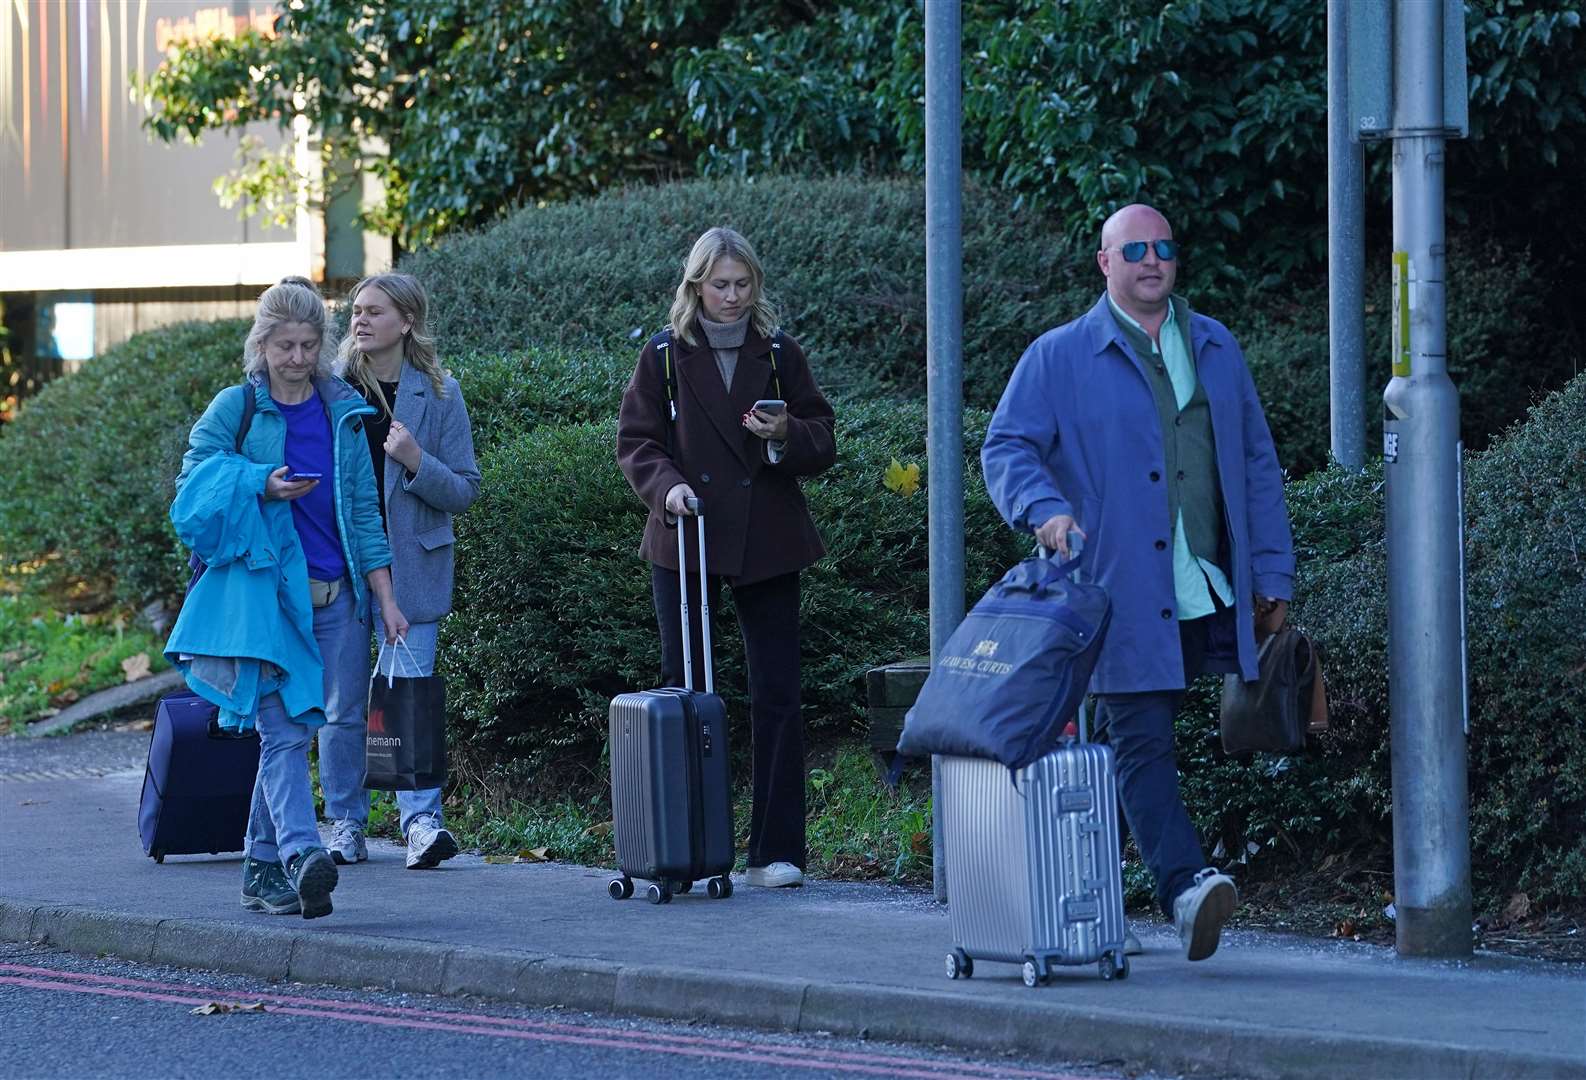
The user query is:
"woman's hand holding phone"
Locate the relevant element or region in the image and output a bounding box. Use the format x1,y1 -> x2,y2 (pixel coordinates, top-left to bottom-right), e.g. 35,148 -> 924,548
743,399 -> 788,441
265,465 -> 319,502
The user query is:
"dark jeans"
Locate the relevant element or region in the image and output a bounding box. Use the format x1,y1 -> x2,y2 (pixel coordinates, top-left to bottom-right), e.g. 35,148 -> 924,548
1093,612 -> 1223,918
651,566 -> 805,870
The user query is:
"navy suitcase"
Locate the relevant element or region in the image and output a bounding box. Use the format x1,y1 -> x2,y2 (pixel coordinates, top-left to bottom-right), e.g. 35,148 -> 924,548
138,690 -> 260,863
608,502 -> 735,904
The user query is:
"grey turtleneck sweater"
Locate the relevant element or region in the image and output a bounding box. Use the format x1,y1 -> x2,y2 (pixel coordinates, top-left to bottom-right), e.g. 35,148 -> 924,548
699,312 -> 750,390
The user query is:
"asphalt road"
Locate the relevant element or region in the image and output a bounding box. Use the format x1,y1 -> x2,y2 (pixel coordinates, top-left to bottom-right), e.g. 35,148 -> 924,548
0,941 -> 1140,1080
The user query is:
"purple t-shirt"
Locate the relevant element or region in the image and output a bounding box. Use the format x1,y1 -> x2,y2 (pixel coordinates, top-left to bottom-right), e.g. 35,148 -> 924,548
275,390 -> 347,583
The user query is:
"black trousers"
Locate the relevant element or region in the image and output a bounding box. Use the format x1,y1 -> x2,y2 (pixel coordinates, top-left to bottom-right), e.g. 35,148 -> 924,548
651,565 -> 805,870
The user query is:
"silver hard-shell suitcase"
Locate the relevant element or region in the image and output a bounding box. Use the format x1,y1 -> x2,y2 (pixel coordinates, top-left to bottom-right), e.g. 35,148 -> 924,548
940,710 -> 1130,984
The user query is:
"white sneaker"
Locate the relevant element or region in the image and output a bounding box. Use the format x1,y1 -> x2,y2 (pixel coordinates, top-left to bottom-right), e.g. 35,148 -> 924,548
327,820 -> 367,865
743,861 -> 803,888
405,815 -> 458,870
1173,868 -> 1238,961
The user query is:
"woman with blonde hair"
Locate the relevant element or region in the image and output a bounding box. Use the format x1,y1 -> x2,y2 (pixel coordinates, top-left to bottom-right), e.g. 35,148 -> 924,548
321,271 -> 480,870
167,275 -> 406,918
617,227 -> 836,887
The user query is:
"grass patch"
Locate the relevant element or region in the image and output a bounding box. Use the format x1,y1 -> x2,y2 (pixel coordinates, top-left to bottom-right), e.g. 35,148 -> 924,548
0,588 -> 169,734
437,742 -> 935,884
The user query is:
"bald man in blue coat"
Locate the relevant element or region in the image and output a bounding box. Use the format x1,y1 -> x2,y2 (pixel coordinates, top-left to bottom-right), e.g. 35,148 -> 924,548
982,204 -> 1295,962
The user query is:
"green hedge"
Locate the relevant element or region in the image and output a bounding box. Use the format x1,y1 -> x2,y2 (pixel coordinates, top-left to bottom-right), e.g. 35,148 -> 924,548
0,320 -> 248,605
440,396 -> 1025,781
406,174 -> 1094,406
1172,374 -> 1586,909
414,175 -> 1576,475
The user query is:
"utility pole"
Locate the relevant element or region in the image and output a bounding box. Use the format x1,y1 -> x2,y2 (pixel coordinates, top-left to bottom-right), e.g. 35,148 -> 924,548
1327,0 -> 1366,470
923,0 -> 964,905
1378,0 -> 1472,958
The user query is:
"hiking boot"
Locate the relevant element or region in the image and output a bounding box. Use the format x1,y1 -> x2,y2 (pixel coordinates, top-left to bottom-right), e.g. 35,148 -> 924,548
285,847 -> 338,919
1124,925 -> 1144,956
327,820 -> 367,865
1173,868 -> 1238,961
405,815 -> 458,870
240,855 -> 300,915
743,862 -> 804,888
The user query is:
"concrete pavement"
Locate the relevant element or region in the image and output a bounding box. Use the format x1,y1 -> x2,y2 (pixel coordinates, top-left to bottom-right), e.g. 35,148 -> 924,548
1,736 -> 1582,1080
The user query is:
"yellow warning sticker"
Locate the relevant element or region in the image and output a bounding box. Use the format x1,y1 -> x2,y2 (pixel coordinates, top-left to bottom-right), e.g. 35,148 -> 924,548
1392,251 -> 1411,377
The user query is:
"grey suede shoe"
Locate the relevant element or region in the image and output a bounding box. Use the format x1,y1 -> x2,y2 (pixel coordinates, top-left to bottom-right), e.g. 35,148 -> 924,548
1173,868 -> 1238,961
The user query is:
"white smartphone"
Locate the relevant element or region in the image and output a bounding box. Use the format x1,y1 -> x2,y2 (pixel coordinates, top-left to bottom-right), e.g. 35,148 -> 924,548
751,399 -> 786,415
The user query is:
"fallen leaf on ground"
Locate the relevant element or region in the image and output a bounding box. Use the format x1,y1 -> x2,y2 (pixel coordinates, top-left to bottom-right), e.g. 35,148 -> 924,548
483,854 -> 516,864
121,719 -> 154,732
516,847 -> 551,863
52,689 -> 80,706
122,652 -> 152,682
909,831 -> 931,857
583,821 -> 613,838
1333,918 -> 1359,939
191,1001 -> 267,1015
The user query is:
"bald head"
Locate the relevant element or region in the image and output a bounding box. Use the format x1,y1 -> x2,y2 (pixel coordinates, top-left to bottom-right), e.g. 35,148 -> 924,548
1096,204 -> 1178,326
1099,204 -> 1172,251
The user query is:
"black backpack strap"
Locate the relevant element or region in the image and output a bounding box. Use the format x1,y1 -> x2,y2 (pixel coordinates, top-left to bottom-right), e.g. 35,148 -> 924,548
768,331 -> 785,400
234,382 -> 256,453
652,328 -> 678,423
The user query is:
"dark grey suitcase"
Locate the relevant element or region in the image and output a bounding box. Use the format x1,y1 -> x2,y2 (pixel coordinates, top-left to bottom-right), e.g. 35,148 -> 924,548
607,502 -> 735,904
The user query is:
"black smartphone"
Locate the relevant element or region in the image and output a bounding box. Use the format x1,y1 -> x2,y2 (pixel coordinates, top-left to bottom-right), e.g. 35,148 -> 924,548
284,470 -> 323,482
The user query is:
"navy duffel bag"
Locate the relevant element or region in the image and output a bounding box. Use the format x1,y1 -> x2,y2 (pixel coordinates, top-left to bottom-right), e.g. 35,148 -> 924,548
896,548 -> 1110,773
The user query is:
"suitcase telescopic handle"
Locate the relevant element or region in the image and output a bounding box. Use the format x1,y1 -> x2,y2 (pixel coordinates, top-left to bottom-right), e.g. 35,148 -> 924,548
675,498 -> 715,694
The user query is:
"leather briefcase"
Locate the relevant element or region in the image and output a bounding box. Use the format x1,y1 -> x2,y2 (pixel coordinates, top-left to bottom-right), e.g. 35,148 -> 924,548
1219,628 -> 1328,755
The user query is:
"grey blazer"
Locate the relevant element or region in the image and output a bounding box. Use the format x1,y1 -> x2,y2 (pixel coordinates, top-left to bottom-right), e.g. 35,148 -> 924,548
384,361 -> 481,624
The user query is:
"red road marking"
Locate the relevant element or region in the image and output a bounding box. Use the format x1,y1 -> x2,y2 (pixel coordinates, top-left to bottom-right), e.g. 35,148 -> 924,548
0,964 -> 1092,1080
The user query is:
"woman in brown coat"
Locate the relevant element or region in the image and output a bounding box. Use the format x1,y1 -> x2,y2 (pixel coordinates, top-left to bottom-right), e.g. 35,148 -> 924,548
616,227 -> 836,887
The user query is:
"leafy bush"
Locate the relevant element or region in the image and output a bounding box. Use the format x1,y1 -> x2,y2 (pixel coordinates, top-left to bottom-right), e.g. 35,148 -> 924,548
0,320 -> 249,606
440,395 -> 1024,785
1237,231 -> 1571,475
1173,374 -> 1586,910
407,174 -> 1093,407
447,345 -> 634,451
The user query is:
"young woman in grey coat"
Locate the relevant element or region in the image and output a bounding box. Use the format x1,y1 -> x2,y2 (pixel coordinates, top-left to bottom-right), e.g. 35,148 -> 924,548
320,272 -> 481,869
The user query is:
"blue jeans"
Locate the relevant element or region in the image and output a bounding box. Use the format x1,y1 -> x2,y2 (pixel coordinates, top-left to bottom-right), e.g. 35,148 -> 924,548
1092,613 -> 1219,918
244,585 -> 358,864
315,596 -> 443,838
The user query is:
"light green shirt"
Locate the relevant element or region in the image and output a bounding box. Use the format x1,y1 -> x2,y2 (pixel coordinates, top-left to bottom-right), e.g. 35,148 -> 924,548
1107,296 -> 1234,620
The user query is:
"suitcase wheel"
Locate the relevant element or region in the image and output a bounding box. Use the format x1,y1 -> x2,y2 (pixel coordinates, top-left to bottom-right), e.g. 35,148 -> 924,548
1100,951 -> 1129,981
152,851 -> 165,865
945,949 -> 973,980
646,881 -> 672,905
706,875 -> 733,900
1021,958 -> 1047,988
607,876 -> 634,901
672,880 -> 693,895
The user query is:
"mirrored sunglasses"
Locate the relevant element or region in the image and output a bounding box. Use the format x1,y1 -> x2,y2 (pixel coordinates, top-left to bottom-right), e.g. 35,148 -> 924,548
1117,239 -> 1179,263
